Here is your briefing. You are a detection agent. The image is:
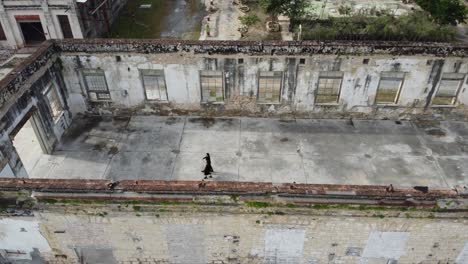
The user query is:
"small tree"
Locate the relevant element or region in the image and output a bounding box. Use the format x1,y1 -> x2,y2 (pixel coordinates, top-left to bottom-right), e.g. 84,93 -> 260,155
260,0 -> 309,21
415,0 -> 468,25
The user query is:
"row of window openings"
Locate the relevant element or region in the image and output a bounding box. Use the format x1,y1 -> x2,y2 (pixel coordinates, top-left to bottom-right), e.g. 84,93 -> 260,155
82,71 -> 466,106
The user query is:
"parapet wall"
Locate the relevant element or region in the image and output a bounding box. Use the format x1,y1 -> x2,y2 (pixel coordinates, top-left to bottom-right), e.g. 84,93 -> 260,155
0,178 -> 463,208
54,39 -> 468,56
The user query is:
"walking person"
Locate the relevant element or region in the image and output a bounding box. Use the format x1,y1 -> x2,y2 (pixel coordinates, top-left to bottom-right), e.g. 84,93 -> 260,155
202,153 -> 214,179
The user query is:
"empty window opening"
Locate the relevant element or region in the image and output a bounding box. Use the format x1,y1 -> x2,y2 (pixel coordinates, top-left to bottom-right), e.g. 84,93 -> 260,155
11,113 -> 48,178
16,15 -> 46,45
44,82 -> 64,121
299,58 -> 306,64
238,58 -> 244,64
141,69 -> 168,101
258,71 -> 282,104
200,70 -> 224,103
82,69 -> 111,101
432,73 -> 465,106
0,22 -> 7,41
316,71 -> 343,104
375,72 -> 405,104
57,15 -> 74,39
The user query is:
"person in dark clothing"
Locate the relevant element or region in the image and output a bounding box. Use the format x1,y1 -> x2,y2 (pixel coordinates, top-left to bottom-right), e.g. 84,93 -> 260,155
202,153 -> 214,179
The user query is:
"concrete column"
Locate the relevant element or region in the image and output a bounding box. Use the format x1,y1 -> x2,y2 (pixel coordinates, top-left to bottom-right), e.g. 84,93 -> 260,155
0,3 -> 19,48
41,0 -> 59,39
67,0 -> 84,39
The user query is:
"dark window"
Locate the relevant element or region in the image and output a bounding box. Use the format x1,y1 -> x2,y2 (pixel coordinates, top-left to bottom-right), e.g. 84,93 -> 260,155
18,22 -> 46,45
57,15 -> 74,39
0,22 -> 6,40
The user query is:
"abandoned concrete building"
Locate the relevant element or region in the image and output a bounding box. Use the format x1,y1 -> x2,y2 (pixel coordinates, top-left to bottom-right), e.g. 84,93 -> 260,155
0,39 -> 467,263
0,0 -> 126,49
1,39 -> 468,182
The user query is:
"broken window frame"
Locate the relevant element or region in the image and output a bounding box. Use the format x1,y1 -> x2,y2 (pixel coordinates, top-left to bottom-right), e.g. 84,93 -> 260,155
315,71 -> 344,105
43,81 -> 64,122
140,69 -> 168,101
375,72 -> 405,105
82,69 -> 111,102
257,71 -> 283,104
432,73 -> 466,106
200,70 -> 224,103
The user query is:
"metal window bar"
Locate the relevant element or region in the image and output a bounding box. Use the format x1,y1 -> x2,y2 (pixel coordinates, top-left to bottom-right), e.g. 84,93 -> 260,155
44,84 -> 63,120
433,78 -> 463,105
83,71 -> 111,101
375,73 -> 405,104
258,71 -> 282,103
316,72 -> 343,104
200,71 -> 224,102
142,70 -> 167,101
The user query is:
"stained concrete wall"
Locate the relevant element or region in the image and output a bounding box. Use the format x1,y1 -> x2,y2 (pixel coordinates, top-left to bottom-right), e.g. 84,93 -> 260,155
1,209 -> 467,264
1,40 -> 468,178
60,50 -> 468,119
0,43 -> 71,178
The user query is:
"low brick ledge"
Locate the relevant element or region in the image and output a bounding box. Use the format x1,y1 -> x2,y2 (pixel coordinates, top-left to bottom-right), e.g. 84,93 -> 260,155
0,178 -> 461,200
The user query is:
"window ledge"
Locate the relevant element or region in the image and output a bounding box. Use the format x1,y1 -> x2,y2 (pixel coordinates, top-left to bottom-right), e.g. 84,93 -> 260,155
147,100 -> 169,103
257,102 -> 282,105
201,101 -> 225,105
315,103 -> 340,106
90,99 -> 112,103
430,104 -> 457,108
375,104 -> 400,107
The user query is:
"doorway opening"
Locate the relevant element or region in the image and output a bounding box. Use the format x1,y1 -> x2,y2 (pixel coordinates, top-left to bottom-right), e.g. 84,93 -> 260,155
11,113 -> 48,178
19,21 -> 46,45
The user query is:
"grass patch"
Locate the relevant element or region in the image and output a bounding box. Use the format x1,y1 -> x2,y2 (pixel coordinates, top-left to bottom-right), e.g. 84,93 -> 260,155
133,205 -> 141,212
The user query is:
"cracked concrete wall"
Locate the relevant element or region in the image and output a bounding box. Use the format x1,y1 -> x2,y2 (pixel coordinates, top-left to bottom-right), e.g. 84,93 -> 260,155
59,51 -> 468,119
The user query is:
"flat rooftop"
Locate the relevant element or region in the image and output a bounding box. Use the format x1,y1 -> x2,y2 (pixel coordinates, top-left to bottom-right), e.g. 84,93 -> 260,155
23,116 -> 468,189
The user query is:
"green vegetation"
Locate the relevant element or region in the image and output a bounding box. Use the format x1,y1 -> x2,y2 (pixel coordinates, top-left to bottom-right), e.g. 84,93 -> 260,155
240,14 -> 261,27
133,205 -> 141,211
260,0 -> 309,21
415,0 -> 468,25
245,201 -> 271,208
298,12 -> 457,42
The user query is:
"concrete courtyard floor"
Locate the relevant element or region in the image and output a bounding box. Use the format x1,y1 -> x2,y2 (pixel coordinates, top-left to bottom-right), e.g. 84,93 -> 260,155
27,115 -> 468,189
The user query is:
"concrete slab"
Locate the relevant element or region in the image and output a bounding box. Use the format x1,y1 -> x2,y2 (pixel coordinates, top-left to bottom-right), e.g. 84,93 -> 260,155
303,155 -> 372,185
48,151 -> 111,180
106,151 -> 176,181
22,115 -> 468,189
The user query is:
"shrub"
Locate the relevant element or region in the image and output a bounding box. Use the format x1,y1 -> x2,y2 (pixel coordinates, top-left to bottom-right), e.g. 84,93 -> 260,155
298,12 -> 456,42
240,14 -> 260,27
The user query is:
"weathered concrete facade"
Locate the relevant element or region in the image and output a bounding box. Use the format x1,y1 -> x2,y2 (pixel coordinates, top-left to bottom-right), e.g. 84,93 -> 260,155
56,40 -> 468,119
1,39 -> 468,179
0,178 -> 466,263
0,43 -> 71,178
0,0 -> 126,49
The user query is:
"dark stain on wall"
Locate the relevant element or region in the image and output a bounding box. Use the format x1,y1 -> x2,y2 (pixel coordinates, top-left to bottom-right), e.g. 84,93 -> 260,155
224,58 -> 236,99
425,59 -> 445,109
